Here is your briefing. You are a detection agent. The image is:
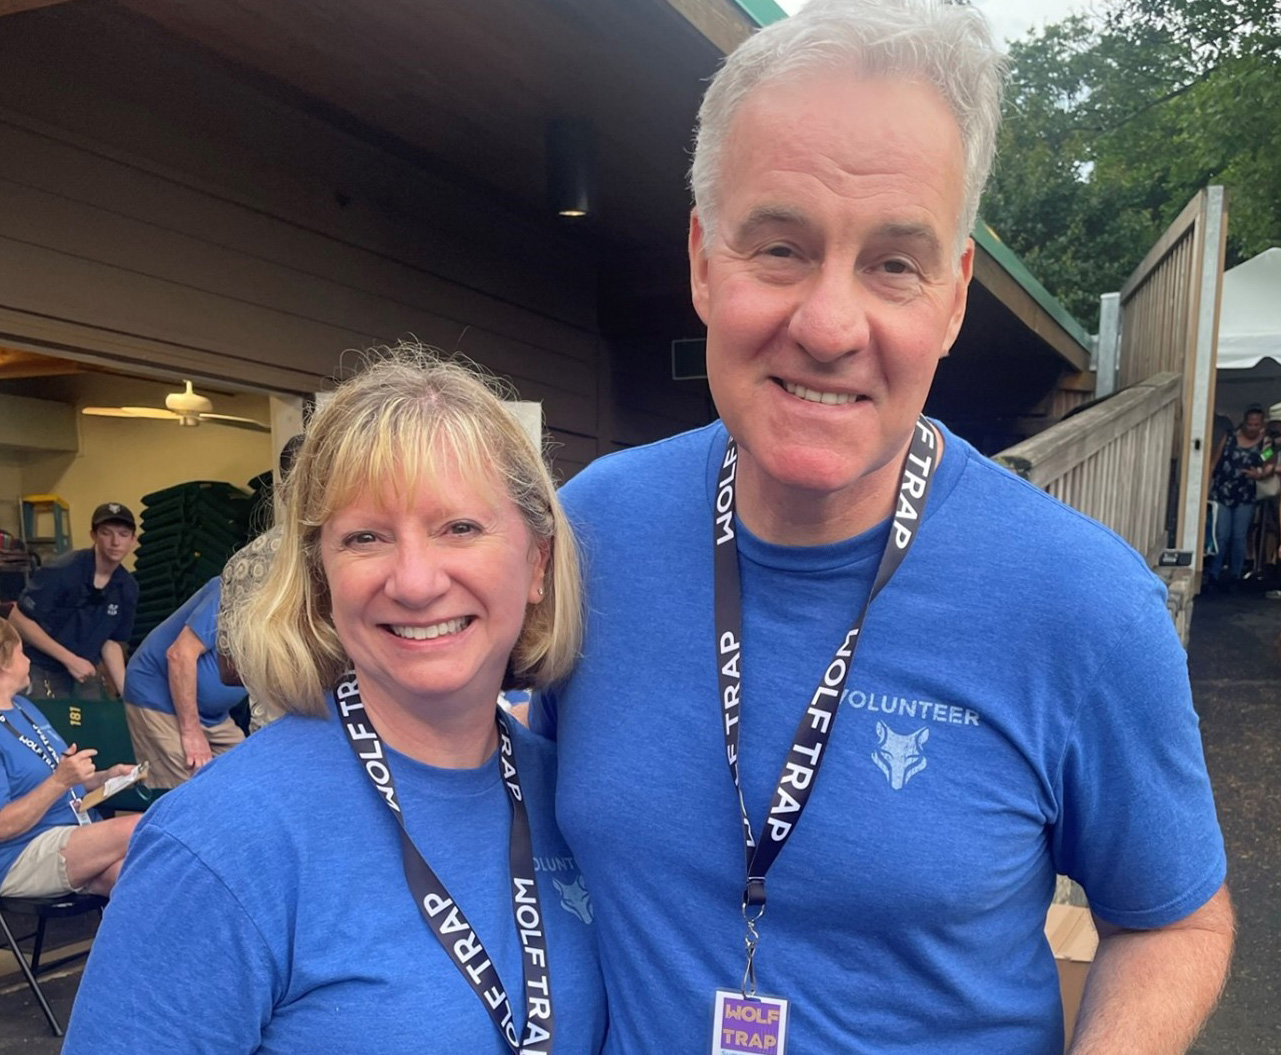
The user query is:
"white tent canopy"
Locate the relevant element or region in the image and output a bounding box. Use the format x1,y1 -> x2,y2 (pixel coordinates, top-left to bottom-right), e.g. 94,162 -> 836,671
1216,247 -> 1281,369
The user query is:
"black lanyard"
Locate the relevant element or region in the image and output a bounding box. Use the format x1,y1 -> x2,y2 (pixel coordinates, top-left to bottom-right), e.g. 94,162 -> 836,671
713,418 -> 938,987
335,672 -> 554,1055
0,703 -> 87,819
0,703 -> 63,773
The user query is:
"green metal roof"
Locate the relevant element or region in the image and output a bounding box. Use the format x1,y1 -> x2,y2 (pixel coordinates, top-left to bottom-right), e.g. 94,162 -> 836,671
733,0 -> 789,25
729,0 -> 1095,360
972,222 -> 1094,351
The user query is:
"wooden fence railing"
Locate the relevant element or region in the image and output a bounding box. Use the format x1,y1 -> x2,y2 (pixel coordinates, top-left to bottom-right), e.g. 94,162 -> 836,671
995,372 -> 1181,566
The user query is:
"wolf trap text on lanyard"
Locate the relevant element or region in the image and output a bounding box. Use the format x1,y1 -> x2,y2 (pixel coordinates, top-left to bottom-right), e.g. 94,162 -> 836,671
336,673 -> 555,1055
711,417 -> 937,1054
0,705 -> 92,825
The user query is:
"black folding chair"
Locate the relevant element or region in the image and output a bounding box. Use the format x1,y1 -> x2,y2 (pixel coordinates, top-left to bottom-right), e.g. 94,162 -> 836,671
0,892 -> 106,1036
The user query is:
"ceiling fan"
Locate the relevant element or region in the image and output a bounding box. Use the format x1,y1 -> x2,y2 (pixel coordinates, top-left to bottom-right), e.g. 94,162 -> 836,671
82,380 -> 270,433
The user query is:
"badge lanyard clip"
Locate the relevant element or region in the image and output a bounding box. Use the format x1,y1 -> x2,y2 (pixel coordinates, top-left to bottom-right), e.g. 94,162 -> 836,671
739,874 -> 767,996
740,904 -> 764,997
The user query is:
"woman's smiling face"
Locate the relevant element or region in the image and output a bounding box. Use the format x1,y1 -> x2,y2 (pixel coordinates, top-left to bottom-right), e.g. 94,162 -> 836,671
319,455 -> 547,723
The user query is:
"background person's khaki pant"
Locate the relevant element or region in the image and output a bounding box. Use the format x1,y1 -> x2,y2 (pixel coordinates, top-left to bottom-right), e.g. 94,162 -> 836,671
123,702 -> 245,788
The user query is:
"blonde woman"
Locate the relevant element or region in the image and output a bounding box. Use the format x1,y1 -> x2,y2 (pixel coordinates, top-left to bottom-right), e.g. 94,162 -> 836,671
66,350 -> 606,1054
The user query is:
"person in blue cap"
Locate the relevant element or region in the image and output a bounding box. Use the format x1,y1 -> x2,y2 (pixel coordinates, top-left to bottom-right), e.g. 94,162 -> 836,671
7,502 -> 138,701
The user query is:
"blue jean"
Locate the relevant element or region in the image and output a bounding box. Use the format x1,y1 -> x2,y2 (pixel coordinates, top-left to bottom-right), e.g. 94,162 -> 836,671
1208,501 -> 1255,579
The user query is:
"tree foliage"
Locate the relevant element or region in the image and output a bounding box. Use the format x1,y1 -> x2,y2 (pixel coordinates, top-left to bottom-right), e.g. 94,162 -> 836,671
982,0 -> 1281,326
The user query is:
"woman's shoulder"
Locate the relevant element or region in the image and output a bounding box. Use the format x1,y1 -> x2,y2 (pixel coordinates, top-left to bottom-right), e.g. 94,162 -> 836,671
7,696 -> 46,724
139,714 -> 348,839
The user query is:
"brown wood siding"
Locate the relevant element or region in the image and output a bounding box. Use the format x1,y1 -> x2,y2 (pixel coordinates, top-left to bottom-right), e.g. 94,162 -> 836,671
0,2 -> 718,481
0,11 -> 606,479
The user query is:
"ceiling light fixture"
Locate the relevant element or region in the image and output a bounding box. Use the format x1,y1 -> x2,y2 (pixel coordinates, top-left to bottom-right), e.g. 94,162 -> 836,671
547,118 -> 596,219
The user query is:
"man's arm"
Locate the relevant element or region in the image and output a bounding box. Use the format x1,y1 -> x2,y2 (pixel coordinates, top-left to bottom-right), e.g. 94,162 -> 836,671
529,689 -> 558,740
165,626 -> 212,772
8,608 -> 97,681
1068,884 -> 1235,1055
100,639 -> 127,697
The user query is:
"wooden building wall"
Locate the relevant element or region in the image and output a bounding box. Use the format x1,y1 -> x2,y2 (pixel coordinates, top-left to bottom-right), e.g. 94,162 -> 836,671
0,4 -> 712,481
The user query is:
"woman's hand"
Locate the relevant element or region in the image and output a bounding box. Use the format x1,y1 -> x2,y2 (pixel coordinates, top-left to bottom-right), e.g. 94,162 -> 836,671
83,762 -> 136,791
53,744 -> 98,790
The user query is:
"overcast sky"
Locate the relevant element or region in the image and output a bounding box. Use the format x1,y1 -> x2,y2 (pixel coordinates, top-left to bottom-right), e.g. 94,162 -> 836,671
773,0 -> 1093,46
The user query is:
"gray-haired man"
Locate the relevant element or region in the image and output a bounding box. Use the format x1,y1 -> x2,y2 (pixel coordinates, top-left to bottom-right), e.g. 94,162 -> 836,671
535,1 -> 1233,1052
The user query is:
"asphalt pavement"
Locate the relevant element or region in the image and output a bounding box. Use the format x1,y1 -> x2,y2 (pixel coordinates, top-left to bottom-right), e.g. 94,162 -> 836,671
1187,583 -> 1281,1055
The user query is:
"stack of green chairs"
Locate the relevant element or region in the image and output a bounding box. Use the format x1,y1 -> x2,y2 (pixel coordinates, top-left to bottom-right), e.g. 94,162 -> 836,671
39,694 -> 164,814
130,481 -> 254,648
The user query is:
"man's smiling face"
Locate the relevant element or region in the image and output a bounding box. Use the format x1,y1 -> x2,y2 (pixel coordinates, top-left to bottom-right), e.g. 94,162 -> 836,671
690,72 -> 972,536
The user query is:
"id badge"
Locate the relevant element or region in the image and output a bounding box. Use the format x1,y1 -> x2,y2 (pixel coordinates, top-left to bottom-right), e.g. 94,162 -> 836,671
712,989 -> 789,1055
70,797 -> 92,826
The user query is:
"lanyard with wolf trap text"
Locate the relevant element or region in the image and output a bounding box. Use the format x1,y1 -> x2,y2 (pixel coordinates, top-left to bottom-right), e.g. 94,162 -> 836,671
335,672 -> 554,1054
0,703 -> 90,823
713,417 -> 937,996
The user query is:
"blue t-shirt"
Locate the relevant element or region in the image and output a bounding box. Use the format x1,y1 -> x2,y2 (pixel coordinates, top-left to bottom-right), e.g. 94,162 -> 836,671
0,698 -> 95,881
65,707 -> 607,1055
535,421 -> 1226,1055
17,548 -> 137,672
124,578 -> 246,725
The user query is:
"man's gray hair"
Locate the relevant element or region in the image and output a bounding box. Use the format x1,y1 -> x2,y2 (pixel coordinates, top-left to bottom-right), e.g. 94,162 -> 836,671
689,0 -> 1006,259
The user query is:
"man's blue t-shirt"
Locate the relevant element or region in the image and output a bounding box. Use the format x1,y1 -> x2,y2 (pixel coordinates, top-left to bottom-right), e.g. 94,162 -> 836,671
65,707 -> 607,1054
535,421 -> 1226,1055
124,578 -> 246,725
17,549 -> 137,672
0,698 -> 95,881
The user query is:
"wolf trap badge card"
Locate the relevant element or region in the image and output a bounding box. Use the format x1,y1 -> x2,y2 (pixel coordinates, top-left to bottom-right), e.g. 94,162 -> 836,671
712,990 -> 789,1054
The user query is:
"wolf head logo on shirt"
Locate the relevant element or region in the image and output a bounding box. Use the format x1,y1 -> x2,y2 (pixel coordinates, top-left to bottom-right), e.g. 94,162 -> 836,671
552,875 -> 593,924
872,723 -> 929,790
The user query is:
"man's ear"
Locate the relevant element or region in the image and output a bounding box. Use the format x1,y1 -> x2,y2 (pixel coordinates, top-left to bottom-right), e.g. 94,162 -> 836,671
689,210 -> 711,326
940,238 -> 975,358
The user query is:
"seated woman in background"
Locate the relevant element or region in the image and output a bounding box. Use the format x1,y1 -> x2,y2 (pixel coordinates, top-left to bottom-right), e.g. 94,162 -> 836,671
0,618 -> 140,898
64,350 -> 606,1054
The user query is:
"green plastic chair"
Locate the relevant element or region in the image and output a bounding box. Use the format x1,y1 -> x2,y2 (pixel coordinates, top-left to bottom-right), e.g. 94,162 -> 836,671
35,695 -> 162,814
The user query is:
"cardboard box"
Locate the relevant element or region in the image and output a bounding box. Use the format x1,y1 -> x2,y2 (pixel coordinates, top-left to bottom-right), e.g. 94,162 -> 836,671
1044,904 -> 1098,1050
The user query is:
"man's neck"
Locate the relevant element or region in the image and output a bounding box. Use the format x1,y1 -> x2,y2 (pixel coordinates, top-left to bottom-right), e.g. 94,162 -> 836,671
734,431 -> 943,547
92,549 -> 120,585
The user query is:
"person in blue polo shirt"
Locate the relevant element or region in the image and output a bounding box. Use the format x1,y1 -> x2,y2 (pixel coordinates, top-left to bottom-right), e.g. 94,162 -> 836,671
123,577 -> 246,788
8,502 -> 138,701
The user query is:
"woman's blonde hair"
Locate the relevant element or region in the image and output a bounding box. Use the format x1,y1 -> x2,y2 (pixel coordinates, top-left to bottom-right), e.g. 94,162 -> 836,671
227,345 -> 583,718
0,617 -> 20,672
